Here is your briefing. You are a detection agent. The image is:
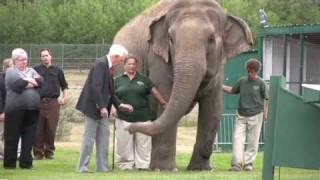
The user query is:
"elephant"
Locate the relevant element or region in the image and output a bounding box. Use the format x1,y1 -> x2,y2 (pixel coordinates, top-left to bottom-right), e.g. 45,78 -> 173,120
113,0 -> 253,171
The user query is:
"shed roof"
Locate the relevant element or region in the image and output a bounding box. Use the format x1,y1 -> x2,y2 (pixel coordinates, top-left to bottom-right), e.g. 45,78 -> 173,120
259,24 -> 320,45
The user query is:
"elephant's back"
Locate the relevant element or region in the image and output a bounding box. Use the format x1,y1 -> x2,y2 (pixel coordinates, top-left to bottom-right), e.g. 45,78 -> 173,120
114,0 -> 172,44
113,0 -> 172,73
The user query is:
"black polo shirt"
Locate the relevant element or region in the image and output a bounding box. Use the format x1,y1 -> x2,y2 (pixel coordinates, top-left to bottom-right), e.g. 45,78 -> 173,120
114,72 -> 154,122
34,64 -> 68,98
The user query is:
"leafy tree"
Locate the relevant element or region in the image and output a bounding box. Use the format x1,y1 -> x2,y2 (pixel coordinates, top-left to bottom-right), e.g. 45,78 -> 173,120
0,0 -> 319,44
220,0 -> 320,42
265,0 -> 320,25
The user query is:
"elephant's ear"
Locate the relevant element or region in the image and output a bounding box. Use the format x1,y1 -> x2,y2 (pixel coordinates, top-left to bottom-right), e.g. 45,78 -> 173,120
148,11 -> 169,63
224,15 -> 253,59
148,0 -> 172,63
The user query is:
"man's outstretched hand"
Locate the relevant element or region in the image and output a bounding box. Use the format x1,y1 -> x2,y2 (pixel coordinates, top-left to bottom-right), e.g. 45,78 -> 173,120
119,103 -> 134,113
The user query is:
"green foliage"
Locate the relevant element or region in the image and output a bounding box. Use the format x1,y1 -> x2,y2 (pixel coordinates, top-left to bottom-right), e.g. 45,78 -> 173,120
219,0 -> 320,40
56,106 -> 72,141
0,0 -> 319,44
0,0 -> 156,43
55,89 -> 84,141
265,0 -> 320,25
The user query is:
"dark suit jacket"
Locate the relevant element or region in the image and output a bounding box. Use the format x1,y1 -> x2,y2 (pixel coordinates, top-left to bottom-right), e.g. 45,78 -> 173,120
0,73 -> 6,113
76,57 -> 121,120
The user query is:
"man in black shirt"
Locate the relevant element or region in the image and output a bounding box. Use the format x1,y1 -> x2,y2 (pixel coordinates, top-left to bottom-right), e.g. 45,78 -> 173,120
33,48 -> 68,160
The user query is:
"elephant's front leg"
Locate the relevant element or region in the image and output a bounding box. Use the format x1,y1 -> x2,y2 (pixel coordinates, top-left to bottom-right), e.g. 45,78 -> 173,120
147,55 -> 177,171
187,89 -> 222,171
150,126 -> 178,171
150,78 -> 177,171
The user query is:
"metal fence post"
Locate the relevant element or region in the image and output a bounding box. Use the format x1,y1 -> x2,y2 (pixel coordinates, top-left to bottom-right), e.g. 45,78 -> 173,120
61,44 -> 64,69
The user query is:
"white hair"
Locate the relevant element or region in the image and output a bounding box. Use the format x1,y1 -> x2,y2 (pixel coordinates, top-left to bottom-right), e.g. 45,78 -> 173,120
11,48 -> 28,61
108,44 -> 128,57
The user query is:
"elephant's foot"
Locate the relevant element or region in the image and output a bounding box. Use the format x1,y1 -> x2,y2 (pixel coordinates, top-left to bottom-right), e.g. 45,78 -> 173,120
187,158 -> 213,171
187,163 -> 213,171
127,121 -> 160,136
152,167 -> 178,172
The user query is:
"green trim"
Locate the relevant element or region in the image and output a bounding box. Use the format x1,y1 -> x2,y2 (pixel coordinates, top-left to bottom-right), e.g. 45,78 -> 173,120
259,24 -> 320,37
262,76 -> 320,180
283,35 -> 288,77
262,76 -> 285,180
299,34 -> 305,95
302,86 -> 320,103
257,36 -> 263,72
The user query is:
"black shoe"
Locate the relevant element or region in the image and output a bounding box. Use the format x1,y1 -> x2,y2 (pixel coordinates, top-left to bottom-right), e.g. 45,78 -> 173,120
34,155 -> 44,160
20,165 -> 33,170
45,155 -> 54,160
4,165 -> 17,169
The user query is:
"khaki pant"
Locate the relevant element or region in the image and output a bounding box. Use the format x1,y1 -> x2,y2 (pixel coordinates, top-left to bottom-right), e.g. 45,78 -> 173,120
115,119 -> 151,170
231,112 -> 263,166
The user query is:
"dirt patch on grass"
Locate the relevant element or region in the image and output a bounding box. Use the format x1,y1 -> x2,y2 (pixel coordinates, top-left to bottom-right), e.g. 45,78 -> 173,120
57,71 -> 198,153
56,122 -> 196,153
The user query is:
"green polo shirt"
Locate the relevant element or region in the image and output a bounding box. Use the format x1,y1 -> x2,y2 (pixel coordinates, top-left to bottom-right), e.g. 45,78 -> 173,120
232,76 -> 268,117
114,72 -> 155,122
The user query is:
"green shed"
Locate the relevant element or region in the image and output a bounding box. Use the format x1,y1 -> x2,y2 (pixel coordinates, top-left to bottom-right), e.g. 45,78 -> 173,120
258,24 -> 320,94
218,24 -> 320,152
258,24 -> 320,179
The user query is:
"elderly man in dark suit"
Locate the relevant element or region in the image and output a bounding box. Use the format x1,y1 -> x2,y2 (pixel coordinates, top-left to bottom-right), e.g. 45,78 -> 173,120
76,44 -> 133,173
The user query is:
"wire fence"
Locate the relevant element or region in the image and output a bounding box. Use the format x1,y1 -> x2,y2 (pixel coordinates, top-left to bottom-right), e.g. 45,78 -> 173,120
0,44 -> 111,71
215,113 -> 265,152
180,107 -> 265,152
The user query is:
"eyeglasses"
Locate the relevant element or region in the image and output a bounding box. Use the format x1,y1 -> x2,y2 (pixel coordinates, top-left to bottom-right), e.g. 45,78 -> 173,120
16,57 -> 28,61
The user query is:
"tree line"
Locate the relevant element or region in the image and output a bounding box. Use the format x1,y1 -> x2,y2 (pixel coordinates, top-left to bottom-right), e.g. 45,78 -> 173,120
220,0 -> 320,38
0,0 -> 157,43
0,0 -> 319,44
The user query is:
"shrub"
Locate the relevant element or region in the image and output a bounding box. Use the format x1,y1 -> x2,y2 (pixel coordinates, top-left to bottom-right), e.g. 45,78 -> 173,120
56,89 -> 83,141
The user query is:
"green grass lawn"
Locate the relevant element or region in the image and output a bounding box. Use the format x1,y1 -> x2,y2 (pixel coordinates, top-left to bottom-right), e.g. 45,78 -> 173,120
0,149 -> 264,180
1,149 -> 319,180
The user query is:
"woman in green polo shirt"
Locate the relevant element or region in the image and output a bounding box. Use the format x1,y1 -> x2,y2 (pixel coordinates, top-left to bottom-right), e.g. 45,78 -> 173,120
114,55 -> 167,170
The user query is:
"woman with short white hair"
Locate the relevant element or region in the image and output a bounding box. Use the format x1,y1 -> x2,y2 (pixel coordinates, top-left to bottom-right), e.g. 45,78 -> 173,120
3,48 -> 43,169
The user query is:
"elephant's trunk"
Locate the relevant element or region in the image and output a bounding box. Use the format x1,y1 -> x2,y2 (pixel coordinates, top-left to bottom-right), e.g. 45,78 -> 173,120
128,57 -> 205,136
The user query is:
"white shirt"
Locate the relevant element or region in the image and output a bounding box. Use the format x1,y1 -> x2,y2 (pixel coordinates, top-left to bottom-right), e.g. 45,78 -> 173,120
106,55 -> 112,69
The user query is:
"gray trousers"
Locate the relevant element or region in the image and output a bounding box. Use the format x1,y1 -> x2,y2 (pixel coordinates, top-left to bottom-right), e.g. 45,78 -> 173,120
78,115 -> 109,173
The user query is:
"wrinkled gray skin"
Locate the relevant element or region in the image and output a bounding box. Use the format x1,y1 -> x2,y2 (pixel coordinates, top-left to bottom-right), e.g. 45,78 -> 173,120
113,0 -> 253,171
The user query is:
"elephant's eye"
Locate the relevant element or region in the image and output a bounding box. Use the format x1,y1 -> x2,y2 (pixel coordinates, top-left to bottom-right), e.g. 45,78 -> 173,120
169,36 -> 174,45
209,35 -> 215,43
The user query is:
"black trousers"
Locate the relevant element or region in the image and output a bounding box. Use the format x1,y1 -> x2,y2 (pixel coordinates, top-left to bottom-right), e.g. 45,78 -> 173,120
3,110 -> 39,169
